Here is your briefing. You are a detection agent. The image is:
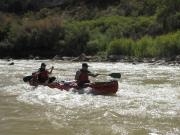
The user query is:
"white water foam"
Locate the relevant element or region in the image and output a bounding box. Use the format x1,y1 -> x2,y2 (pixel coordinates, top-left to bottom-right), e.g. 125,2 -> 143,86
0,60 -> 180,134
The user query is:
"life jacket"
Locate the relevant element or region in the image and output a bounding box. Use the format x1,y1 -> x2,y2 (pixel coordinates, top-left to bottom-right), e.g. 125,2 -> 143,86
77,70 -> 90,83
38,70 -> 49,83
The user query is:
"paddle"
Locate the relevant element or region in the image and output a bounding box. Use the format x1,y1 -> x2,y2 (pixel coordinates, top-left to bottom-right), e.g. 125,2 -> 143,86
98,73 -> 121,79
62,72 -> 121,78
23,75 -> 33,82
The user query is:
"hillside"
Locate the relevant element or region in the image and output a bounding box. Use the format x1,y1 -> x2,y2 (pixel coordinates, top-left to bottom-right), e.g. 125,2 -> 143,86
0,0 -> 180,58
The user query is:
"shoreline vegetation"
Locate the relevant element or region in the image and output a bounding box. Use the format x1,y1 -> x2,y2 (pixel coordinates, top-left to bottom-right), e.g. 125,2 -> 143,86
0,0 -> 180,63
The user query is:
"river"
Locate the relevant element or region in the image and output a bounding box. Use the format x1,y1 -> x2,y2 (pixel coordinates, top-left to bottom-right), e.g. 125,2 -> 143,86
0,60 -> 179,135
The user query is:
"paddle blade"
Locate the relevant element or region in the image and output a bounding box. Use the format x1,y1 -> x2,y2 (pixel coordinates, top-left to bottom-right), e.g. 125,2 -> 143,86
109,73 -> 121,78
23,76 -> 32,82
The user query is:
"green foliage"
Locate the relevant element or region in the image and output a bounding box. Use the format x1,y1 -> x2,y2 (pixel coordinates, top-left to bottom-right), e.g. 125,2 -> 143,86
156,31 -> 180,57
108,38 -> 134,56
0,0 -> 180,58
108,31 -> 180,57
135,36 -> 158,57
4,16 -> 64,57
0,25 -> 9,41
63,26 -> 89,56
156,0 -> 180,32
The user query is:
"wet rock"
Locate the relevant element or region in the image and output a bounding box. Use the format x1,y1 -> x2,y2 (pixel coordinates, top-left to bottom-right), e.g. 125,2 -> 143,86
3,57 -> 12,61
35,56 -> 40,60
175,63 -> 180,66
175,55 -> 180,61
7,58 -> 13,62
52,55 -> 62,60
132,62 -> 137,65
146,57 -> 160,65
130,57 -> 139,63
62,56 -> 75,61
154,60 -> 166,65
8,62 -> 14,65
151,58 -> 158,63
72,53 -> 91,61
89,56 -> 104,62
167,56 -> 176,62
28,55 -> 34,59
123,56 -> 129,61
137,58 -> 143,63
107,55 -> 125,62
119,59 -> 125,62
169,63 -> 175,66
72,57 -> 80,61
143,58 -> 151,63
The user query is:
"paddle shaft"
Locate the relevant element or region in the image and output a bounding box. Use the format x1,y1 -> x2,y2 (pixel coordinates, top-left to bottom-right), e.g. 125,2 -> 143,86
97,73 -> 121,79
64,73 -> 121,79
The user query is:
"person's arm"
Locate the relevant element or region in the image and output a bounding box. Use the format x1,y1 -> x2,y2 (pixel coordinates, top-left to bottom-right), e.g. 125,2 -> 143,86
88,71 -> 99,77
75,71 -> 80,80
48,66 -> 54,74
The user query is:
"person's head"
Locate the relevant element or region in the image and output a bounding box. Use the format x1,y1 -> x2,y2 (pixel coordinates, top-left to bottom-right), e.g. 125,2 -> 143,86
41,63 -> 46,69
82,63 -> 88,70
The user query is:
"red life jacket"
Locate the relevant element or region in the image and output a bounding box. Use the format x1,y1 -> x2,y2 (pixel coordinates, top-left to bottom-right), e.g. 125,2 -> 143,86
38,70 -> 49,83
78,70 -> 90,83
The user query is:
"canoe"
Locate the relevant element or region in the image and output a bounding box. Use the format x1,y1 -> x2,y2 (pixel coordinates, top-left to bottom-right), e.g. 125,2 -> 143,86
29,80 -> 118,95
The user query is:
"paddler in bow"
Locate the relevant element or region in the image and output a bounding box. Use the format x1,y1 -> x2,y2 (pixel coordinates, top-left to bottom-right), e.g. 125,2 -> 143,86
75,63 -> 98,87
32,63 -> 56,84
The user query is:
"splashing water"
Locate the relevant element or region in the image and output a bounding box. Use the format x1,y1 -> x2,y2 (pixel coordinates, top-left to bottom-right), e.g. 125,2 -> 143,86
0,60 -> 179,135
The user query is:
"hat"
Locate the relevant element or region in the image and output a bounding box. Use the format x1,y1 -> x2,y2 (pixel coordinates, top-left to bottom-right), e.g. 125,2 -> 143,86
82,63 -> 88,67
41,63 -> 46,66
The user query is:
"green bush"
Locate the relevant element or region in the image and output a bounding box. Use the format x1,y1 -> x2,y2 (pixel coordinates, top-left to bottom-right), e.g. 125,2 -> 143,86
108,38 -> 134,56
155,32 -> 180,57
62,24 -> 90,56
6,16 -> 64,57
135,36 -> 157,57
1,0 -> 180,58
108,31 -> 180,58
85,40 -> 99,55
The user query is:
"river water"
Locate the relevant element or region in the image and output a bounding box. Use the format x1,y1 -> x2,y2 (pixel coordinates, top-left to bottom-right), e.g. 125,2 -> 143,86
0,60 -> 179,135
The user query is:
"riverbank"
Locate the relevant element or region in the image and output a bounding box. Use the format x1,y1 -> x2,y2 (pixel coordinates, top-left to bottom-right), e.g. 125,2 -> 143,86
3,53 -> 180,66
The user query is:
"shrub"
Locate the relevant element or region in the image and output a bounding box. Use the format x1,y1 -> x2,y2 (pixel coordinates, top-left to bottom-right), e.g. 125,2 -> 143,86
7,16 -> 63,57
108,38 -> 134,56
63,25 -> 90,56
135,36 -> 157,57
107,31 -> 180,57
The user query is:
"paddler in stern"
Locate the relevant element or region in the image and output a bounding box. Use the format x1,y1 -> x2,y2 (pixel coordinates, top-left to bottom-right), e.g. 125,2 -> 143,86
75,63 -> 98,87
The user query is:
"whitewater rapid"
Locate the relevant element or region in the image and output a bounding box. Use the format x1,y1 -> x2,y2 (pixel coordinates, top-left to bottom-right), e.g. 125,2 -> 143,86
0,60 -> 179,135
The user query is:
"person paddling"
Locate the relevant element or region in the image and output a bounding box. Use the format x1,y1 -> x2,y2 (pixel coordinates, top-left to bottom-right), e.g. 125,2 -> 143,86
32,63 -> 56,84
75,63 -> 98,87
